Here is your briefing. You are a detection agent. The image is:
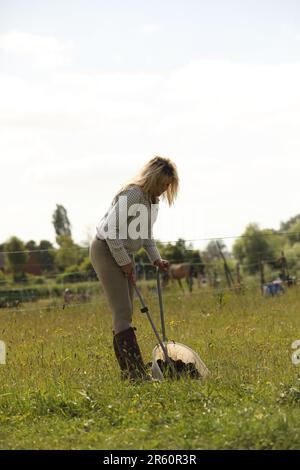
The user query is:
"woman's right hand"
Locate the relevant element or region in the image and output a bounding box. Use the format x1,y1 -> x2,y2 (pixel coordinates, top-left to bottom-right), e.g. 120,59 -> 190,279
121,263 -> 136,285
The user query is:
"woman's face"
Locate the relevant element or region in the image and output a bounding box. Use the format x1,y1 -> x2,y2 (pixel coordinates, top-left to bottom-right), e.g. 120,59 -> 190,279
151,176 -> 172,197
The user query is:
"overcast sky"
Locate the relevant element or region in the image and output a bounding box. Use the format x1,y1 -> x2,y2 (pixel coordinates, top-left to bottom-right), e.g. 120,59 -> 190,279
1,0 -> 300,250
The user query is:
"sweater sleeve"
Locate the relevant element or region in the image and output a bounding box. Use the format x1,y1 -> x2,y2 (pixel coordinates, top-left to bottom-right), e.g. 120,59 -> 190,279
142,202 -> 161,264
103,186 -> 142,266
142,233 -> 161,264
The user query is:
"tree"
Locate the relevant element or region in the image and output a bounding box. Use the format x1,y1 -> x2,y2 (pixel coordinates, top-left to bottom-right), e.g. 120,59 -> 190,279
160,238 -> 188,263
285,219 -> 300,245
37,240 -> 55,273
54,235 -> 85,272
52,204 -> 72,240
5,236 -> 29,282
157,238 -> 204,267
0,243 -> 5,273
25,240 -> 38,251
280,214 -> 300,232
232,224 -> 276,274
202,239 -> 228,262
282,243 -> 300,276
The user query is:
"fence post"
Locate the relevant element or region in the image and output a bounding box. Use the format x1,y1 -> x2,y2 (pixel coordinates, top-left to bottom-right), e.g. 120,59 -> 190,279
259,257 -> 265,295
279,251 -> 288,281
236,263 -> 242,292
216,241 -> 234,289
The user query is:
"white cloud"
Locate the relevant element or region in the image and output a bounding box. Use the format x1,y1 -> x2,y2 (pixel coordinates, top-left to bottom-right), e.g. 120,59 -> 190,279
1,58 -> 300,245
0,31 -> 72,67
140,24 -> 161,34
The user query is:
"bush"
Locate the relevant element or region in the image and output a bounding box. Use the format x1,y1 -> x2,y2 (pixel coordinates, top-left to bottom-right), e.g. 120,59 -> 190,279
79,257 -> 97,281
56,259 -> 97,283
56,265 -> 88,283
26,274 -> 45,285
0,288 -> 40,307
0,281 -> 102,308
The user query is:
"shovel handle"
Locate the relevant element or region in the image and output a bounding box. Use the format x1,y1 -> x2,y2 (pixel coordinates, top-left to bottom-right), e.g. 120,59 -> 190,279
133,283 -> 175,372
133,284 -> 166,351
156,268 -> 167,342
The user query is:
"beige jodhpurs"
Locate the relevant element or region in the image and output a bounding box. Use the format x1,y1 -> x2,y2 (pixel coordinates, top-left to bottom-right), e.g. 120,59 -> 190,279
89,237 -> 134,334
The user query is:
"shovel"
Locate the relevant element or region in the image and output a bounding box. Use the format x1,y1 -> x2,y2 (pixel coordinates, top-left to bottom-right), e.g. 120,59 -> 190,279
133,268 -> 210,381
133,276 -> 176,376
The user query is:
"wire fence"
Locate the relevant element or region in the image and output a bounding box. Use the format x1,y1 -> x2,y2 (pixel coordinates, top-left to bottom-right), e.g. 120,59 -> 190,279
1,229 -> 300,255
1,251 -> 300,268
1,229 -> 299,313
0,253 -> 299,286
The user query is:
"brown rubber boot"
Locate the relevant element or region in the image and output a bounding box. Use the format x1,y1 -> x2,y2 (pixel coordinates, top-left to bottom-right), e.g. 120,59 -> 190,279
114,327 -> 150,382
113,331 -> 129,381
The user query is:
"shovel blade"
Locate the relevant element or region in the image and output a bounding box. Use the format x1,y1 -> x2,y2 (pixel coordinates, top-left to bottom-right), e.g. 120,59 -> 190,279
151,341 -> 210,381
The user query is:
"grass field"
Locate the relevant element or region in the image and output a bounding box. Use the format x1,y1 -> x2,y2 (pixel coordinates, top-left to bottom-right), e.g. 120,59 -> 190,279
1,284 -> 300,450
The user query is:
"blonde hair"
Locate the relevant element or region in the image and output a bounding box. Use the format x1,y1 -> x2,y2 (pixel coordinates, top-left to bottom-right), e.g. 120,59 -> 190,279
118,156 -> 179,206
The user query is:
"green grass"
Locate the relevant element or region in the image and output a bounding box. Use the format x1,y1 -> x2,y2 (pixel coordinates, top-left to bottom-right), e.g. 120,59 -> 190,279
1,284 -> 300,449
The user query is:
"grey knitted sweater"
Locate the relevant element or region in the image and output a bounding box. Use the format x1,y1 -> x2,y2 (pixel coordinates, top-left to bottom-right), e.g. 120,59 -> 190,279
96,185 -> 161,266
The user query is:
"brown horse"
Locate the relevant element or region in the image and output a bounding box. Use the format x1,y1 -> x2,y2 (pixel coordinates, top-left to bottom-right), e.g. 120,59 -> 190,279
162,263 -> 198,293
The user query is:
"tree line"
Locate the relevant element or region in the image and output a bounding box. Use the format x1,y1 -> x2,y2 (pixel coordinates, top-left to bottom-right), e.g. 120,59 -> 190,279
1,205 -> 300,284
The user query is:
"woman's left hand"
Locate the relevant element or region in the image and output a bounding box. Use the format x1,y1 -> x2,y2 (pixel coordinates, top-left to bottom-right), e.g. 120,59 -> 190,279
153,258 -> 169,271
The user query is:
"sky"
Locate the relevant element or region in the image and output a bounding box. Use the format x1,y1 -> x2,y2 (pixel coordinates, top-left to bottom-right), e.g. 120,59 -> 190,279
1,0 -> 300,251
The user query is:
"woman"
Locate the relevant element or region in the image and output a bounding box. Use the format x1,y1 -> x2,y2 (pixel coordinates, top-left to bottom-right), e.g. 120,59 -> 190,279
89,156 -> 179,381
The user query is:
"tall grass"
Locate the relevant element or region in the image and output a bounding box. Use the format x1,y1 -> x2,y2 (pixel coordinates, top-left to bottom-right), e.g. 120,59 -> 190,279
1,285 -> 300,449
